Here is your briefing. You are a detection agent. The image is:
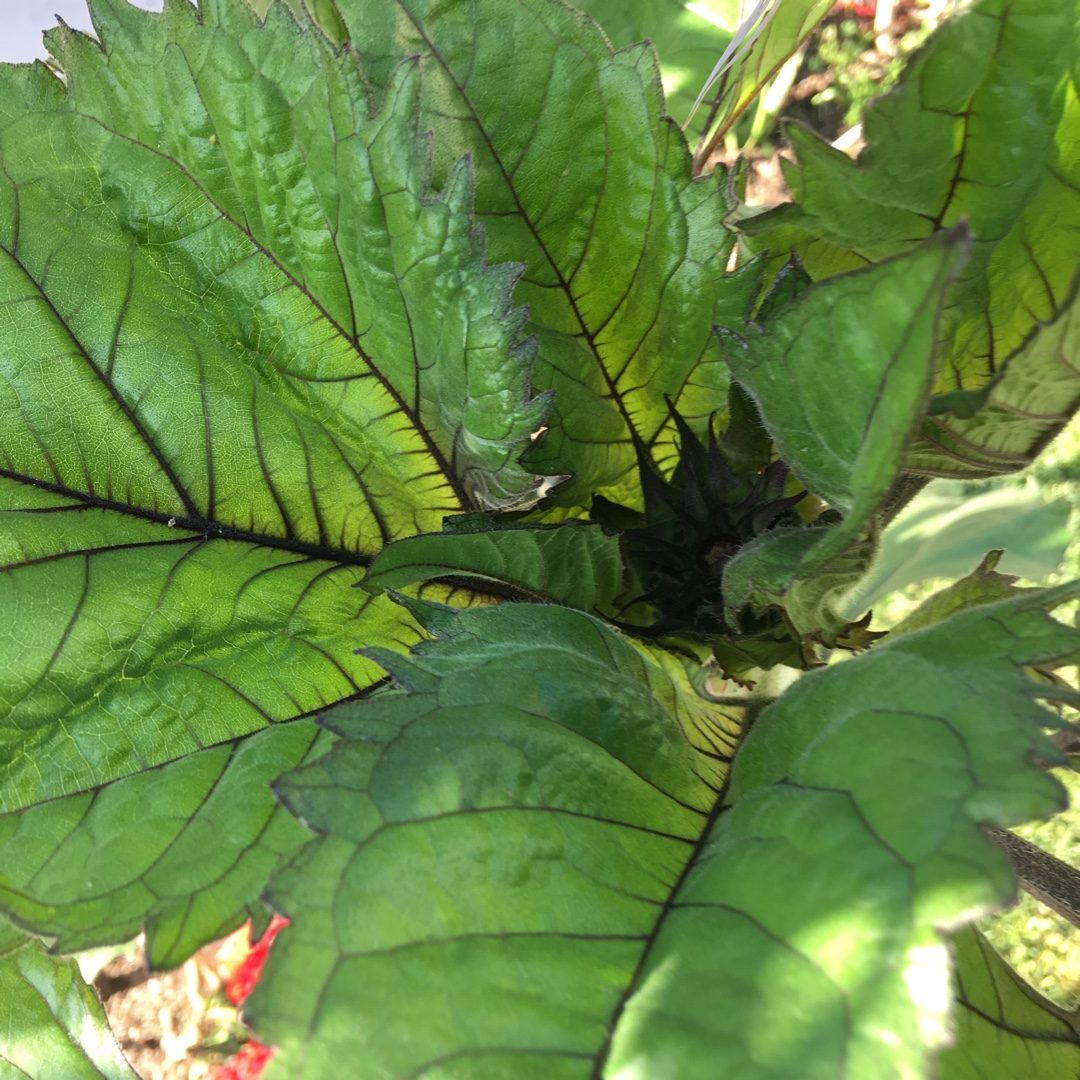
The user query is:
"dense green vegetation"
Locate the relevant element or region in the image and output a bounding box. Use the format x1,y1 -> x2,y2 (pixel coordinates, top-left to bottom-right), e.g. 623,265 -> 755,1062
1,0 -> 1079,1076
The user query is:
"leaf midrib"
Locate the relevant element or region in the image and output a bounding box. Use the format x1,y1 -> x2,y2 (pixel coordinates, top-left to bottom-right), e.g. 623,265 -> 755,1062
0,469 -> 373,569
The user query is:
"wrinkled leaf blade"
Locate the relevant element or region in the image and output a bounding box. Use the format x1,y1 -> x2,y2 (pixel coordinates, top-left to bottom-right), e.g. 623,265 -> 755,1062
740,0 -> 1080,423
339,0 -> 736,508
0,0 -> 552,809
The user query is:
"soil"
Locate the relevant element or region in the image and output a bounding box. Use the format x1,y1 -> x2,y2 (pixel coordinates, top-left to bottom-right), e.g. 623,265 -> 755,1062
96,935 -> 251,1080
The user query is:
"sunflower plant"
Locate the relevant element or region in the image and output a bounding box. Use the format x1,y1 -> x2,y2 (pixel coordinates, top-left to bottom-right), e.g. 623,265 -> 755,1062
2,0 -> 1080,1077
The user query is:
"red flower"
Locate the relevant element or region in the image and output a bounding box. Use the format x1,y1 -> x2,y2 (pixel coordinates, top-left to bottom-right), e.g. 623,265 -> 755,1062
225,915 -> 290,1006
836,0 -> 878,15
215,1041 -> 274,1080
214,915 -> 290,1080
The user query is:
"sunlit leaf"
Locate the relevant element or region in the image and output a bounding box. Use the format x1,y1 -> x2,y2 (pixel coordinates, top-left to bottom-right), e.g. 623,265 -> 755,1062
689,0 -> 832,160
0,0 -> 552,814
938,926 -> 1080,1079
840,482 -> 1071,619
0,938 -> 136,1079
338,0 -> 738,508
245,601 -> 734,1076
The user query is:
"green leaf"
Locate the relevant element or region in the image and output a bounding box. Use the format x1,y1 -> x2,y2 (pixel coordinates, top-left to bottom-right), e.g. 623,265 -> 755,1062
938,927 -> 1080,1079
722,527 -> 875,638
0,0 -> 554,813
719,233 -> 966,633
0,722 -> 329,970
241,590 -> 1072,1075
0,479 -> 415,810
0,938 -> 136,1079
363,521 -> 626,614
607,589 -> 1075,1078
741,0 -> 1080,404
53,0 -> 548,510
338,0 -> 736,508
0,921 -> 27,957
244,602 -> 736,1076
909,284 -> 1080,479
723,232 -> 965,519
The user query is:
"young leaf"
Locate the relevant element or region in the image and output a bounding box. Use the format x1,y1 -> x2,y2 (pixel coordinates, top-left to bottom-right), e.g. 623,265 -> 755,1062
362,521 -> 626,614
0,938 -> 136,1079
938,926 -> 1080,1078
720,232 -> 965,632
723,232 -> 965,520
338,0 -> 737,507
0,723 -> 330,970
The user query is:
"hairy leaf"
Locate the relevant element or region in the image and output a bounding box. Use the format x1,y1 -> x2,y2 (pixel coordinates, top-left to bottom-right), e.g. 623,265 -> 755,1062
0,938 -> 136,1079
363,521 -> 625,614
723,233 -> 964,518
245,602 -> 736,1076
0,723 -> 330,970
0,0 -> 551,816
338,0 -> 738,508
938,927 -> 1080,1078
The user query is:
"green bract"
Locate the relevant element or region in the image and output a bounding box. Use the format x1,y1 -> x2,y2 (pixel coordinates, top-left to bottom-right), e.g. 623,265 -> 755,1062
2,0 -> 1080,1077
